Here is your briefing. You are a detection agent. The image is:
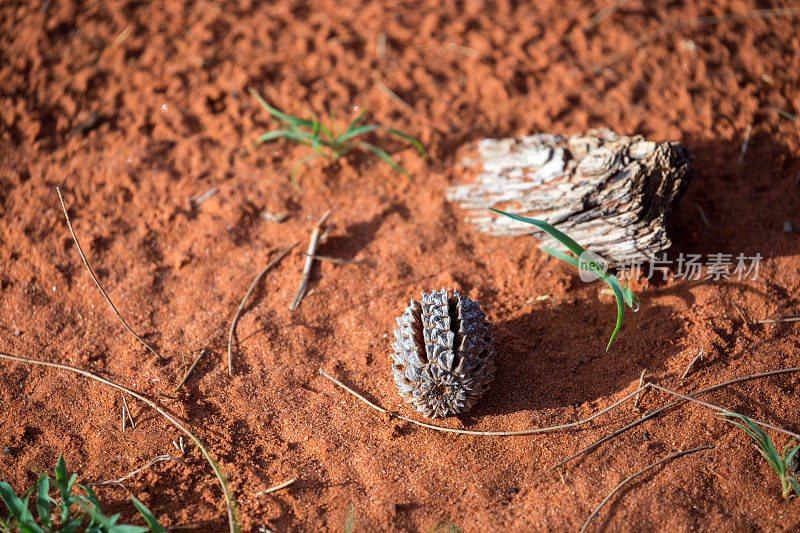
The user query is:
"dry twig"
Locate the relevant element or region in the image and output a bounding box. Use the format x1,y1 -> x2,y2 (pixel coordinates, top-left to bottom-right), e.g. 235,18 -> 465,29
320,369 -> 646,436
228,243 -> 299,374
756,314 -> 800,325
255,478 -> 296,496
732,301 -> 751,326
302,253 -> 376,267
0,352 -> 239,533
580,445 -> 714,533
56,187 -> 164,361
375,80 -> 414,113
633,369 -> 646,408
648,383 -> 800,439
694,202 -> 711,229
738,124 -> 752,164
680,347 -> 704,379
89,454 -> 186,487
290,210 -> 332,311
122,394 -> 136,431
175,349 -> 207,393
550,366 -> 800,470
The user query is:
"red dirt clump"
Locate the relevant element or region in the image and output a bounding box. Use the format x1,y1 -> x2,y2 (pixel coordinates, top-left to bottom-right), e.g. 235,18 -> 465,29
2,0 -> 800,531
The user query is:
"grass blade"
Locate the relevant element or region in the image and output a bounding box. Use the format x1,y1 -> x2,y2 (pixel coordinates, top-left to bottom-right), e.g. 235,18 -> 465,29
35,475 -> 50,528
344,108 -> 368,134
0,482 -> 30,525
359,142 -> 410,176
384,126 -> 427,156
248,88 -> 314,129
130,497 -> 167,533
491,208 -> 637,350
603,274 -> 627,351
790,477 -> 800,497
489,209 -> 587,259
539,245 -> 580,268
290,154 -> 318,191
336,124 -> 380,144
255,130 -> 317,147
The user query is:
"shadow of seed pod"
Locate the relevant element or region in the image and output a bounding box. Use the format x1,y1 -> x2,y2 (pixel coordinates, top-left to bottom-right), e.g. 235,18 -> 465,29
390,288 -> 495,418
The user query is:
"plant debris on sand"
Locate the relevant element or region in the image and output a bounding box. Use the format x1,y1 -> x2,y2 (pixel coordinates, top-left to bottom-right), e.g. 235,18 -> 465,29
2,0 -> 800,531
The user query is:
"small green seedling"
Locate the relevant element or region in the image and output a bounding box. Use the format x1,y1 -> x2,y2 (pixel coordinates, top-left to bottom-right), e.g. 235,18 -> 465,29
722,412 -> 800,499
490,208 -> 639,350
0,454 -> 167,533
249,88 -> 426,189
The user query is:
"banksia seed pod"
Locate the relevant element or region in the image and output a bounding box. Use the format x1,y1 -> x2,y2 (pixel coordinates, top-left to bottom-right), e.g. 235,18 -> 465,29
390,288 -> 495,418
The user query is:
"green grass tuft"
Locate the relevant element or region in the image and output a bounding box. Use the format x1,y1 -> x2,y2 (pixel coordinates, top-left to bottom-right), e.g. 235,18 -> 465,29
249,88 -> 426,190
489,208 -> 639,350
722,412 -> 800,499
0,454 -> 166,533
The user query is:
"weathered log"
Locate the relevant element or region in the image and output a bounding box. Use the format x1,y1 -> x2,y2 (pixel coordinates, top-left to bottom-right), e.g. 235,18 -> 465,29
447,129 -> 693,267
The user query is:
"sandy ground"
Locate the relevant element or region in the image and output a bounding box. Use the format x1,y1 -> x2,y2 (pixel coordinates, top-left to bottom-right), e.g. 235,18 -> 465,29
2,0 -> 800,531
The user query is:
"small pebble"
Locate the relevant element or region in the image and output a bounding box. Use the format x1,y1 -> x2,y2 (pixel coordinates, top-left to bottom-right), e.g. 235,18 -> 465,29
784,220 -> 793,233
261,211 -> 289,223
13,329 -> 21,336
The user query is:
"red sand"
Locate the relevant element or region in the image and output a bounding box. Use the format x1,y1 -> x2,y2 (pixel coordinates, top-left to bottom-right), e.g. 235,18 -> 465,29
2,0 -> 800,531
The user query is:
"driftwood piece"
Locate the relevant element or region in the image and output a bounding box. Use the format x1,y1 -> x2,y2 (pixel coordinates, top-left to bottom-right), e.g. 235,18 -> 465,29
447,129 -> 693,266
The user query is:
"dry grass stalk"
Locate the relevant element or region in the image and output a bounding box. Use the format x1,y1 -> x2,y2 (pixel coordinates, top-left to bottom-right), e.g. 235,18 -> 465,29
56,187 -> 164,361
320,369 -> 647,436
255,478 -> 296,496
0,352 -> 239,533
228,242 -> 299,374
680,347 -> 704,379
175,349 -> 207,393
550,366 -> 800,471
580,445 -> 714,533
290,210 -> 332,311
89,454 -> 185,487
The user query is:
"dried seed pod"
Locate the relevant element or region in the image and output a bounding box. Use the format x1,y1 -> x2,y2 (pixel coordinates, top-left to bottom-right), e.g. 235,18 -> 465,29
391,288 -> 495,418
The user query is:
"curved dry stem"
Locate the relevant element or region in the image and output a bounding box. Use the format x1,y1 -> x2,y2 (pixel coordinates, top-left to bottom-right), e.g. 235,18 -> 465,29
580,445 -> 714,533
319,369 -> 646,436
0,352 -> 239,533
56,187 -> 164,361
551,367 -> 800,471
228,243 -> 298,374
255,478 -> 296,496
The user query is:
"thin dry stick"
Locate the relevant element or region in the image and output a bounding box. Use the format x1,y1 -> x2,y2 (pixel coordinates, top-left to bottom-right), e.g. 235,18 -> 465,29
175,349 -> 207,393
122,403 -> 126,433
375,80 -> 414,113
255,478 -> 296,496
733,301 -> 751,326
582,0 -> 635,34
680,347 -> 704,379
89,454 -> 185,486
580,445 -> 714,533
0,352 -> 239,533
320,369 -> 646,436
694,202 -> 711,229
738,124 -> 752,164
303,253 -> 376,267
648,383 -> 800,439
633,369 -> 646,408
56,187 -> 164,361
756,315 -> 800,325
290,210 -> 331,311
595,7 -> 800,72
550,366 -> 800,471
228,243 -> 299,374
122,394 -> 136,429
